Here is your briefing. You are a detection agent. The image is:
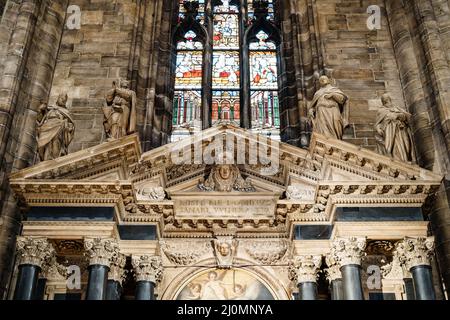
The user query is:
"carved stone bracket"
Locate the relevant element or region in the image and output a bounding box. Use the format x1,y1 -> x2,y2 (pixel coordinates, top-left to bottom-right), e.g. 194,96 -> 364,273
132,255 -> 163,283
289,255 -> 322,284
16,237 -> 55,269
243,240 -> 288,265
109,253 -> 127,283
213,236 -> 238,269
330,237 -> 367,267
84,238 -> 119,267
395,236 -> 434,270
160,240 -> 212,266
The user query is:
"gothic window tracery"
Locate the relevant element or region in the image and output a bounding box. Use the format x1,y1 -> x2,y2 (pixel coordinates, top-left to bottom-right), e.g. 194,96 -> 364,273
171,0 -> 280,141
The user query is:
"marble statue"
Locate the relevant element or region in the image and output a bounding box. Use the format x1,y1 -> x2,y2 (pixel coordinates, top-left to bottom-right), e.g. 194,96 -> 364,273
309,76 -> 349,140
375,94 -> 415,162
36,93 -> 75,161
102,79 -> 137,140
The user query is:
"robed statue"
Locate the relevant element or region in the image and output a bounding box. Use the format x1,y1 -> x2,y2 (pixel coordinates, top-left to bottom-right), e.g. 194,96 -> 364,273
309,76 -> 349,140
375,94 -> 415,162
36,93 -> 75,161
102,79 -> 137,140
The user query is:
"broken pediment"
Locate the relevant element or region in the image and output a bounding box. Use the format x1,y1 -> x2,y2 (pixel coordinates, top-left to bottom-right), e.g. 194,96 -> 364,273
9,124 -> 443,236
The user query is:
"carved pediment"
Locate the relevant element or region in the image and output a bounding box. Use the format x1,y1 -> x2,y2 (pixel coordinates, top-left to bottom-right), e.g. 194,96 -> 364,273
9,124 -> 443,236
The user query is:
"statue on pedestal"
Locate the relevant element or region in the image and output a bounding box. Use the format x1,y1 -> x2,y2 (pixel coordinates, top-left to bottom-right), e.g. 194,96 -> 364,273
374,94 -> 415,162
37,93 -> 75,161
309,76 -> 349,140
102,79 -> 137,140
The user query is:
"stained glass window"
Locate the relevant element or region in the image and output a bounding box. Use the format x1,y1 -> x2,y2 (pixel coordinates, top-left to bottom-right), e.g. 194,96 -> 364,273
172,0 -> 281,140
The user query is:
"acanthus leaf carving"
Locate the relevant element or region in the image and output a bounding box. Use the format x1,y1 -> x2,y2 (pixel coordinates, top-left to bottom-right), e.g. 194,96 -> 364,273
243,240 -> 288,265
160,240 -> 212,266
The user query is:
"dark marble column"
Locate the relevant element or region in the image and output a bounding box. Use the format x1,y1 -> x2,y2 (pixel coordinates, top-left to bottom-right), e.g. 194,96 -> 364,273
341,264 -> 364,300
330,279 -> 344,300
14,264 -> 40,300
290,255 -> 321,301
84,238 -> 119,301
86,264 -> 109,300
106,280 -> 122,300
403,278 -> 415,300
329,237 -> 367,300
105,253 -> 126,300
13,237 -> 54,300
135,281 -> 155,300
298,282 -> 317,300
396,237 -> 436,300
132,255 -> 163,300
411,265 -> 436,300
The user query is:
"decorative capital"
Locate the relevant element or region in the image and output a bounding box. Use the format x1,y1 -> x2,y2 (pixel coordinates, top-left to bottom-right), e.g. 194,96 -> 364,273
132,255 -> 163,283
41,256 -> 68,281
324,254 -> 342,281
395,237 -> 434,270
109,253 -> 127,283
84,238 -> 119,267
289,255 -> 322,284
16,237 -> 55,268
330,237 -> 367,266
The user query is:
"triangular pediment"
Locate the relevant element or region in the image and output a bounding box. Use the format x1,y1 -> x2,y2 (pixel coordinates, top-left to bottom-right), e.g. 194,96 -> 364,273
9,124 -> 443,235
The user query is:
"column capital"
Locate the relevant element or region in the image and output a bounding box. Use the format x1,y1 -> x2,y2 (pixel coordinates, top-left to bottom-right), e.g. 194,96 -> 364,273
330,237 -> 367,267
132,255 -> 163,283
84,238 -> 119,267
16,236 -> 55,269
324,254 -> 342,281
109,253 -> 127,283
395,236 -> 434,270
289,255 -> 322,284
41,256 -> 68,281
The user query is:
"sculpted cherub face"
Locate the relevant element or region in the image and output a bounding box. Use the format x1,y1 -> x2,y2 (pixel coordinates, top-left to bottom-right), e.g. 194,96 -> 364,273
218,165 -> 232,180
218,242 -> 231,256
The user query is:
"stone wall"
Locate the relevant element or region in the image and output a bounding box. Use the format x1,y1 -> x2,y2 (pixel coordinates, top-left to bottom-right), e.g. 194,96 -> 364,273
49,0 -> 137,152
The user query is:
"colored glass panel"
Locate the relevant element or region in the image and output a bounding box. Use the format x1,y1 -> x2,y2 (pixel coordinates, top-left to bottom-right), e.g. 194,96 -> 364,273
212,51 -> 240,89
249,31 -> 276,50
250,51 -> 278,89
250,91 -> 279,128
213,0 -> 239,13
175,51 -> 203,89
173,90 -> 202,126
247,0 -> 275,21
212,91 -> 240,123
213,14 -> 239,49
178,0 -> 205,23
177,31 -> 203,50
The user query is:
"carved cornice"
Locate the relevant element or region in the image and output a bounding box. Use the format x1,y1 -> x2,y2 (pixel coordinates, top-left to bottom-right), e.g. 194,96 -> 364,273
160,240 -> 212,265
330,237 -> 367,266
84,238 -> 119,267
243,240 -> 288,265
395,237 -> 434,270
16,237 -> 55,268
132,255 -> 163,283
289,255 -> 322,284
108,253 -> 127,283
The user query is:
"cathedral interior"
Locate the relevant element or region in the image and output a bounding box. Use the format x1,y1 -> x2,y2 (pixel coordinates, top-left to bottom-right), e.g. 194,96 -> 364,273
0,0 -> 449,300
